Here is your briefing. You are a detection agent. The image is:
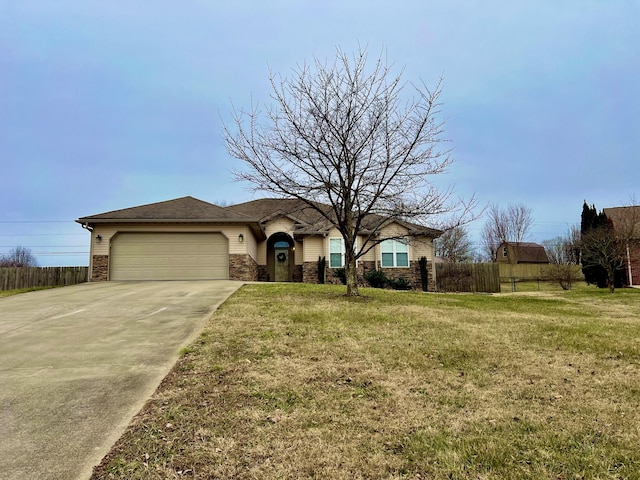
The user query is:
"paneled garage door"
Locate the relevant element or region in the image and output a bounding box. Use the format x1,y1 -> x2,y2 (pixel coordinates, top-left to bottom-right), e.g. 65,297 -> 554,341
110,232 -> 228,280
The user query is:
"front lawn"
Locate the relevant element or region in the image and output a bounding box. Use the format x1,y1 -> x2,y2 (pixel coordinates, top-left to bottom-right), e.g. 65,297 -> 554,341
92,284 -> 640,479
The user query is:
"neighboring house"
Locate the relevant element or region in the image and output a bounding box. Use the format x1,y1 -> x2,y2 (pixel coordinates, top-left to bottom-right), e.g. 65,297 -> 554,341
602,206 -> 640,286
496,242 -> 549,264
76,196 -> 441,290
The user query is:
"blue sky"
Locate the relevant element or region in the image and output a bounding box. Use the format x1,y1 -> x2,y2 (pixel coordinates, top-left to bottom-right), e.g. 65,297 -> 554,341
1,1 -> 638,266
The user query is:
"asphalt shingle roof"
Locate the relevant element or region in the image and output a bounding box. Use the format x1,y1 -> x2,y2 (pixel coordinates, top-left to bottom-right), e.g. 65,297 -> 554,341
502,242 -> 549,263
77,196 -> 442,239
77,196 -> 255,223
603,206 -> 640,238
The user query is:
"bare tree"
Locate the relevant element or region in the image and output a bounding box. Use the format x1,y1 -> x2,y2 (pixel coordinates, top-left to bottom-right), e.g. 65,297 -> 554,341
435,226 -> 474,263
0,246 -> 38,267
481,203 -> 533,261
225,47 -> 476,296
543,226 -> 580,265
581,224 -> 625,293
543,226 -> 581,289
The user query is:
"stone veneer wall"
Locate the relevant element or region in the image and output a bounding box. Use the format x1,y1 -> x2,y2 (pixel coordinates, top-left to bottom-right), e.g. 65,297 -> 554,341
381,262 -> 422,290
293,265 -> 303,283
91,255 -> 109,282
229,254 -> 259,281
257,265 -> 269,282
302,261 -> 319,284
303,260 -> 435,291
382,261 -> 436,291
324,261 -> 376,286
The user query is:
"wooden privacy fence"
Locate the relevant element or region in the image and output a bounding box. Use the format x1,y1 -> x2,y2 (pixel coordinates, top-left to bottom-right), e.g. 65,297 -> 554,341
498,263 -> 585,282
498,263 -> 547,280
0,267 -> 88,291
435,263 -> 501,293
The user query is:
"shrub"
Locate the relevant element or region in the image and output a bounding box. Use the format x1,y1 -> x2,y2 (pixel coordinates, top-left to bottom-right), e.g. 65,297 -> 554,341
546,263 -> 583,290
418,256 -> 429,291
388,277 -> 412,290
317,256 -> 326,284
364,269 -> 388,288
332,268 -> 346,284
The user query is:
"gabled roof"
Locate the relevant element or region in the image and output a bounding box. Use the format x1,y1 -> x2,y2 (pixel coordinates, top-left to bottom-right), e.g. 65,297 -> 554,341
76,196 -> 265,238
77,196 -> 255,223
227,197 -> 442,238
77,196 -> 442,239
501,242 -> 549,263
226,198 -> 329,227
603,206 -> 640,238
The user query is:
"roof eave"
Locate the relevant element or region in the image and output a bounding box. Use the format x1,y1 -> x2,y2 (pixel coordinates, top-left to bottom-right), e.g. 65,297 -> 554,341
75,218 -> 267,241
76,218 -> 260,224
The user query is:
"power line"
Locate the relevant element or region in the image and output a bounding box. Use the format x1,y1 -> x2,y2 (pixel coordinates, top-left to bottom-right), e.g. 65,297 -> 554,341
0,245 -> 86,248
0,234 -> 82,236
5,252 -> 89,256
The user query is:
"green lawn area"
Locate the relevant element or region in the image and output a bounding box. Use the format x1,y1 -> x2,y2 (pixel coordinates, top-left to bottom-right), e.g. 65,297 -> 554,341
92,284 -> 640,480
0,286 -> 56,297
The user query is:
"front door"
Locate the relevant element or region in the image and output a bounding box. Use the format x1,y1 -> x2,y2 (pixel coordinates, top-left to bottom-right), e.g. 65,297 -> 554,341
274,247 -> 290,282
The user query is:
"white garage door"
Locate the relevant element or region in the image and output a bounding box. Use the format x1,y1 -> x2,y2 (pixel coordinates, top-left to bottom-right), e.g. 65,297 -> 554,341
110,232 -> 228,280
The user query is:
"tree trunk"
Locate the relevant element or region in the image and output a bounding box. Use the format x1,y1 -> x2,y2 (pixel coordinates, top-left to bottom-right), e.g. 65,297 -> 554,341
344,251 -> 360,296
607,266 -> 616,294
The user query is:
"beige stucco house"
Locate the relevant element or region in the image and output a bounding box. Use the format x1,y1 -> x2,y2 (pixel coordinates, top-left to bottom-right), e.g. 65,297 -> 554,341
76,196 -> 441,290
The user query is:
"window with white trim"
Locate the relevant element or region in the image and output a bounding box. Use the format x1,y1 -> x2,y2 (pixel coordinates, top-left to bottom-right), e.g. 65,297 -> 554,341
381,239 -> 409,267
329,238 -> 357,268
329,238 -> 344,268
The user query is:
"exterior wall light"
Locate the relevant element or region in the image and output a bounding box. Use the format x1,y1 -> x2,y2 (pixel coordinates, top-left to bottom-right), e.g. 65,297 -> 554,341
238,233 -> 244,243
96,234 -> 102,243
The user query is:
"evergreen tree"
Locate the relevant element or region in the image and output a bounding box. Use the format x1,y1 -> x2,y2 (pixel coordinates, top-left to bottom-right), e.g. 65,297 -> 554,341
581,202 -> 606,286
580,201 -> 625,290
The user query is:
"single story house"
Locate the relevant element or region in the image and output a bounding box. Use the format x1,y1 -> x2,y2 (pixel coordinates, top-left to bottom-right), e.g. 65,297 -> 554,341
496,242 -> 549,264
76,196 -> 441,290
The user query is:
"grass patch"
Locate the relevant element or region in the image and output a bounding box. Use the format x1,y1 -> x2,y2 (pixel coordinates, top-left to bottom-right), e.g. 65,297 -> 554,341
91,284 -> 640,479
0,286 -> 58,298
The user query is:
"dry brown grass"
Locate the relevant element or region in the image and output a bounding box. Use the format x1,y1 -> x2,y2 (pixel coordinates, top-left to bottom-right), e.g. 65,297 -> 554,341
92,284 -> 640,479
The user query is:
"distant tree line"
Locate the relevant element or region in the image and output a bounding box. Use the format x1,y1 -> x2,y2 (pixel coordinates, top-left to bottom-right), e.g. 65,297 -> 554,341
436,199 -> 637,294
0,246 -> 38,268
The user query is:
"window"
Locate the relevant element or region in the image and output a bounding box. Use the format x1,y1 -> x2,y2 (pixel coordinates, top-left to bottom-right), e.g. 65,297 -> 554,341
329,238 -> 357,268
329,238 -> 345,268
502,246 -> 508,257
381,239 -> 409,267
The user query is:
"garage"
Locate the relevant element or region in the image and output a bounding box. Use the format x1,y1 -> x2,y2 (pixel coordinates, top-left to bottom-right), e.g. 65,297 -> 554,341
110,232 -> 228,280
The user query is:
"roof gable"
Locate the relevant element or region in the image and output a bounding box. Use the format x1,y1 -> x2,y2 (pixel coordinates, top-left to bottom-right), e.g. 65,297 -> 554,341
226,198 -> 328,226
501,242 -> 549,263
226,198 -> 442,238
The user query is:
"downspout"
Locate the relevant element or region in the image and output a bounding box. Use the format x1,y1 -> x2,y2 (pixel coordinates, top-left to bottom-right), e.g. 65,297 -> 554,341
81,223 -> 94,282
627,242 -> 633,287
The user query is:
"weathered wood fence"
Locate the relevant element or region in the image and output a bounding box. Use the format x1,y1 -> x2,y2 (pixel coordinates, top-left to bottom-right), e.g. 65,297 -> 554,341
498,263 -> 585,282
0,267 -> 88,291
435,263 -> 501,293
498,263 -> 548,280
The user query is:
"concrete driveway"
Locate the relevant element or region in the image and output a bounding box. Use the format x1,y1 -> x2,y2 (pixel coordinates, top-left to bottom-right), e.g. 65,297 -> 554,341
0,280 -> 243,480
